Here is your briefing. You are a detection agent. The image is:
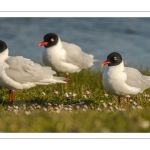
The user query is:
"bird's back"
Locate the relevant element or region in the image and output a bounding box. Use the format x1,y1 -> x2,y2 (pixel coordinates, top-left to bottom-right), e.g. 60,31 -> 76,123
62,41 -> 95,69
124,67 -> 150,91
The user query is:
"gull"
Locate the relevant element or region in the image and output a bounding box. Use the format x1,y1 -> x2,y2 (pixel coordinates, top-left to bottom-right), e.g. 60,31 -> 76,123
39,33 -> 98,87
0,40 -> 66,103
102,52 -> 150,106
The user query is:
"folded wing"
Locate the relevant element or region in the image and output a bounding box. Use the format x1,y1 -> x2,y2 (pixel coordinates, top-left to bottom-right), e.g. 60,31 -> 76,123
125,67 -> 150,91
5,56 -> 65,84
62,41 -> 95,69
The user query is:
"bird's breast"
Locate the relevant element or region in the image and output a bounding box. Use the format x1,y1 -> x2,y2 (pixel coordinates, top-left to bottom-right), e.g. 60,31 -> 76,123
42,47 -> 67,72
102,67 -> 127,96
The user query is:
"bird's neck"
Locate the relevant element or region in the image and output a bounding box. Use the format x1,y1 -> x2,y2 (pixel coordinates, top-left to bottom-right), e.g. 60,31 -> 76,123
107,61 -> 125,72
0,48 -> 9,62
56,37 -> 63,48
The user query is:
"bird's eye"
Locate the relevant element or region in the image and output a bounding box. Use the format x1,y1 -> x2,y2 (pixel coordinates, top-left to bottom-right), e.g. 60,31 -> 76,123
114,57 -> 117,60
50,38 -> 54,42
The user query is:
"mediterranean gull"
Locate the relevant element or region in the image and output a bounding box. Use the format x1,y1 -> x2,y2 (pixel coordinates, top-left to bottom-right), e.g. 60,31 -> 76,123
102,52 -> 150,106
0,40 -> 66,103
39,33 -> 98,87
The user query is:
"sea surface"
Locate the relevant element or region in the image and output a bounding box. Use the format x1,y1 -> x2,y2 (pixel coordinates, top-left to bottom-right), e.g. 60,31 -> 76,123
1,17 -> 150,70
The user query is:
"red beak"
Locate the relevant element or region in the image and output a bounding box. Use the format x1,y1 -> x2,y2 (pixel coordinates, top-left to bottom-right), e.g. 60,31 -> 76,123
102,60 -> 110,67
38,41 -> 48,47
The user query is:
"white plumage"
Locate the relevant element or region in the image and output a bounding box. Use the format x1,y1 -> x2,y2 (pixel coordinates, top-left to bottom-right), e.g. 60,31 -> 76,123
102,52 -> 150,106
0,40 -> 66,102
39,33 -> 98,86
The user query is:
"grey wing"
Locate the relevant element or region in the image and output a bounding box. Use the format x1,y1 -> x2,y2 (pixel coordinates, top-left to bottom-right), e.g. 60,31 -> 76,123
125,67 -> 150,91
62,41 -> 95,69
5,56 -> 56,83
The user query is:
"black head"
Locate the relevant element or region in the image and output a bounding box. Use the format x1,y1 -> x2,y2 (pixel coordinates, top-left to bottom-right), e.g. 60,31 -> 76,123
39,33 -> 59,48
0,40 -> 7,53
102,52 -> 123,67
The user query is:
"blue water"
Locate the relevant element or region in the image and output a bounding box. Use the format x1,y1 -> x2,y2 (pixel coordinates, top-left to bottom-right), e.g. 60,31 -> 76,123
1,17 -> 150,69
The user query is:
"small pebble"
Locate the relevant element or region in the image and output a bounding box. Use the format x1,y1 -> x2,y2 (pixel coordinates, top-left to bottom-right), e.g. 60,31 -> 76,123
109,106 -> 113,111
137,106 -> 143,109
72,93 -> 77,97
65,93 -> 71,100
103,103 -> 107,108
31,104 -> 37,108
25,111 -> 31,115
64,107 -> 69,111
36,105 -> 41,109
65,93 -> 69,97
133,101 -> 137,106
68,92 -> 72,95
91,106 -> 94,109
43,107 -> 47,111
59,104 -> 64,108
114,106 -> 119,110
104,94 -> 108,97
47,106 -> 54,111
75,105 -> 80,110
42,92 -> 46,96
8,106 -> 13,111
83,95 -> 87,98
141,120 -> 150,129
86,91 -> 90,95
47,103 -> 52,106
97,107 -> 102,111
13,109 -> 19,114
68,108 -> 72,111
145,94 -> 150,98
82,108 -> 86,112
55,109 -> 60,113
54,90 -> 59,95
108,102 -> 113,106
83,105 -> 88,109
13,105 -> 19,109
54,107 -> 59,110
132,106 -> 136,110
22,104 -> 26,110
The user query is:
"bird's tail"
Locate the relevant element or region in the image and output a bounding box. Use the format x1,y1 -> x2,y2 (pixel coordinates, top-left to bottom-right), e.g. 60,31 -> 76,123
35,77 -> 67,85
143,76 -> 150,83
53,76 -> 68,83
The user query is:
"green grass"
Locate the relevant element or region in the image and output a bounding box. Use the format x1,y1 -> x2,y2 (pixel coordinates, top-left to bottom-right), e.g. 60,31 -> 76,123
0,68 -> 150,132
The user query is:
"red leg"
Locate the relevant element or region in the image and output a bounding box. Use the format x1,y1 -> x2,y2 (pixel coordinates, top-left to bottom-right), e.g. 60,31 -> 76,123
56,72 -> 60,89
118,96 -> 121,106
9,90 -> 14,103
11,90 -> 15,102
8,90 -> 11,102
65,73 -> 69,88
126,97 -> 130,106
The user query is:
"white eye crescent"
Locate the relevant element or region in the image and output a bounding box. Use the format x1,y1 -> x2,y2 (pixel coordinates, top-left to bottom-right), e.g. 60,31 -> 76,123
50,38 -> 54,42
114,57 -> 117,60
